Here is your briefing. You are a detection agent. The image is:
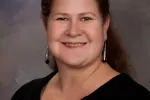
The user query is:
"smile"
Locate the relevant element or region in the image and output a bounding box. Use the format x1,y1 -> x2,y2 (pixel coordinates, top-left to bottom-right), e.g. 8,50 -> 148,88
61,42 -> 87,48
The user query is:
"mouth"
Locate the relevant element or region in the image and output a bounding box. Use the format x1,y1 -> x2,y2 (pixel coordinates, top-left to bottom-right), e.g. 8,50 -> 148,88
61,42 -> 87,48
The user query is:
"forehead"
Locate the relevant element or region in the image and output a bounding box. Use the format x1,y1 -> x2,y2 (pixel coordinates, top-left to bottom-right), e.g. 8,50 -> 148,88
50,0 -> 99,15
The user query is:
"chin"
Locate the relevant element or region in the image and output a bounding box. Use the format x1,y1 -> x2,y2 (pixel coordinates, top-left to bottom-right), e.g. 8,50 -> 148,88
60,57 -> 87,68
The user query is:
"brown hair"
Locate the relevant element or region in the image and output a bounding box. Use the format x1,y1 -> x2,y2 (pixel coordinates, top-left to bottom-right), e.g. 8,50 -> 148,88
41,0 -> 133,75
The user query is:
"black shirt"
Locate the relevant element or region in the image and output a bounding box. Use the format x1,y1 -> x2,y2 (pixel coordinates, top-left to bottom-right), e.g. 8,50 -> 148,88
11,71 -> 150,100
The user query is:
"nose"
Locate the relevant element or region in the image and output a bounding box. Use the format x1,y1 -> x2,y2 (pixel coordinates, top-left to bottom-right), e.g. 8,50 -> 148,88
65,20 -> 82,37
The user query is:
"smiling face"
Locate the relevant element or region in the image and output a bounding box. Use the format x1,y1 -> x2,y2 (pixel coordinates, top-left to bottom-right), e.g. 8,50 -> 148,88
47,0 -> 109,68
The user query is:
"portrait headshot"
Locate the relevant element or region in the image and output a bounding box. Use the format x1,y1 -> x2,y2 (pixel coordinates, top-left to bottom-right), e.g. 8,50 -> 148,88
0,0 -> 150,100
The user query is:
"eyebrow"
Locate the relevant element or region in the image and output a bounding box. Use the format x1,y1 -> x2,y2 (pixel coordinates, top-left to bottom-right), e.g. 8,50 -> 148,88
51,12 -> 97,17
79,12 -> 97,17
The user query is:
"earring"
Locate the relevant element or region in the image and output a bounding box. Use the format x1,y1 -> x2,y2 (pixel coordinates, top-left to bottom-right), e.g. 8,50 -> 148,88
45,46 -> 49,64
102,41 -> 107,63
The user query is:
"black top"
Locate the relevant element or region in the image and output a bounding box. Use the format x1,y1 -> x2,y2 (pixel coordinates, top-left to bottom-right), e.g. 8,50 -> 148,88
11,71 -> 150,100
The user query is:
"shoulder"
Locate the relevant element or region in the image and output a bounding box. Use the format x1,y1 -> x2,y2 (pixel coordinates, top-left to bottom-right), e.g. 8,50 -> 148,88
11,71 -> 57,100
11,78 -> 43,100
111,73 -> 150,97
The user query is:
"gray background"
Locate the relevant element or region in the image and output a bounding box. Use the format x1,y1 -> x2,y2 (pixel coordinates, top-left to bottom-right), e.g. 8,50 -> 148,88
0,0 -> 150,100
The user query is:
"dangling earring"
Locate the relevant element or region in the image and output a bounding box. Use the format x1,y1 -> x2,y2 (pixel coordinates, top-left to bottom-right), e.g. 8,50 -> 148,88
45,46 -> 49,64
102,41 -> 107,63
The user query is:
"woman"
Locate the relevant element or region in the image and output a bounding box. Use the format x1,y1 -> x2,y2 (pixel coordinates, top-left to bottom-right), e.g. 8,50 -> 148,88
11,0 -> 150,99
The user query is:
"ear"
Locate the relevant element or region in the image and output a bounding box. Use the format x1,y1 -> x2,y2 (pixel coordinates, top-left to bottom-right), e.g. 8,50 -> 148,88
103,16 -> 110,41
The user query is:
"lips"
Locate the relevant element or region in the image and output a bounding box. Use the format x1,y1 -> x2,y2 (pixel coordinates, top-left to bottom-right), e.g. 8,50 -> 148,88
61,42 -> 87,47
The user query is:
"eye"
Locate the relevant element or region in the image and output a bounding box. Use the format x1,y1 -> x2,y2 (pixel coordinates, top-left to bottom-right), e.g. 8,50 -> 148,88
56,17 -> 68,21
81,17 -> 93,21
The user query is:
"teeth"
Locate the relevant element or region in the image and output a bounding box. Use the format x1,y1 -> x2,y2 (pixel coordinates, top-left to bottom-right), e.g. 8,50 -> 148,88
64,43 -> 85,46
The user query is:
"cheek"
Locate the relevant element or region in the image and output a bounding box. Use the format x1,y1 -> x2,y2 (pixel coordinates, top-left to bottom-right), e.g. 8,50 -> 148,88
47,22 -> 67,41
82,22 -> 104,43
83,23 -> 105,57
47,22 -> 67,56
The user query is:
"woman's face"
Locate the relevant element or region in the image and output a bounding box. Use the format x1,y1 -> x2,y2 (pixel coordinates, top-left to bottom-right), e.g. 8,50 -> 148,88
47,0 -> 109,68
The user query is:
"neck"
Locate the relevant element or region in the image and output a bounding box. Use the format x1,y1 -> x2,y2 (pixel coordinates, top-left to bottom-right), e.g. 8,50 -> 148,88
55,58 -> 110,92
